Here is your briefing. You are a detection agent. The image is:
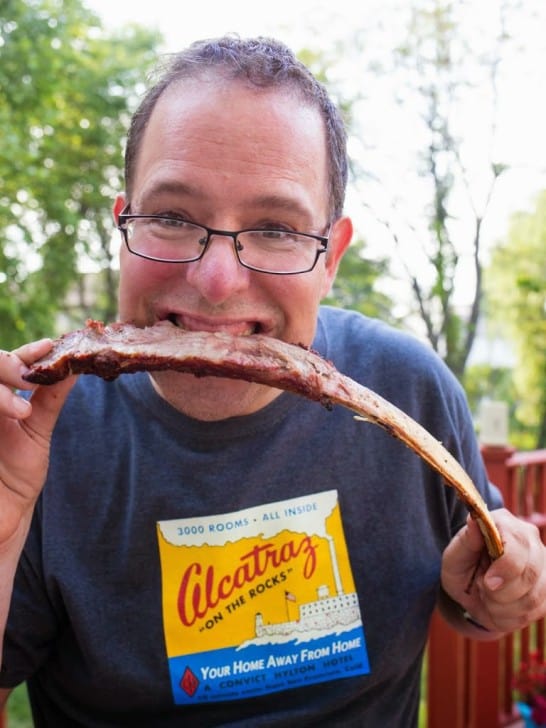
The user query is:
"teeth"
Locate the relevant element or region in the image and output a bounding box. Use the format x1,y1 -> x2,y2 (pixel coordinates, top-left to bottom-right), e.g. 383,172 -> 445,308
166,315 -> 258,336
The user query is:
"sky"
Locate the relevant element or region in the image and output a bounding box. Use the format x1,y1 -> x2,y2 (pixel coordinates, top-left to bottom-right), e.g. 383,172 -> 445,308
83,0 -> 388,49
83,0 -> 546,313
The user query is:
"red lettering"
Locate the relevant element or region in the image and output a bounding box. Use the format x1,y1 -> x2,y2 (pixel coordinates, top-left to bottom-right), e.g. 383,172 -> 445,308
177,535 -> 318,625
217,572 -> 235,600
177,562 -> 205,626
299,535 -> 317,578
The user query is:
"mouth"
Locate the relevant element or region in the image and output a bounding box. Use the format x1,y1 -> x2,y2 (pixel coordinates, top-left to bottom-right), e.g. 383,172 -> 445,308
165,313 -> 263,336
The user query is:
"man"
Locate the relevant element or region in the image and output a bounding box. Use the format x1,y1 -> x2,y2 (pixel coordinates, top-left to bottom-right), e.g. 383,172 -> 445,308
0,35 -> 544,726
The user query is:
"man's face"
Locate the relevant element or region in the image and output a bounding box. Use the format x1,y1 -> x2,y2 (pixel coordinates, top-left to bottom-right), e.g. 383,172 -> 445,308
115,79 -> 352,419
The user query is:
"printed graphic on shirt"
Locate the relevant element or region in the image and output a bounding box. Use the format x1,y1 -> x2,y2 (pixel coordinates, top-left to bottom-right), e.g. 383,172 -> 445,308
157,489 -> 369,705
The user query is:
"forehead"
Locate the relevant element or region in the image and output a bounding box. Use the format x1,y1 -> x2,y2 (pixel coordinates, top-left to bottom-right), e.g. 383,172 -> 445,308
131,78 -> 329,217
150,75 -> 322,141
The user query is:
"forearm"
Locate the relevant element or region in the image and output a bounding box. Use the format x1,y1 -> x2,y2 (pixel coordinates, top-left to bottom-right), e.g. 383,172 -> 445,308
0,510 -> 33,667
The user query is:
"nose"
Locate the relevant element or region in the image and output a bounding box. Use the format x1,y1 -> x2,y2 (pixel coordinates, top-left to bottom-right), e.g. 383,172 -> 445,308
184,233 -> 251,305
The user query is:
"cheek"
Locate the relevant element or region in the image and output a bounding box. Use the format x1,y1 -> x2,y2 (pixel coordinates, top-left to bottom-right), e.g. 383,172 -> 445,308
271,275 -> 324,346
288,266 -> 329,310
118,252 -> 176,319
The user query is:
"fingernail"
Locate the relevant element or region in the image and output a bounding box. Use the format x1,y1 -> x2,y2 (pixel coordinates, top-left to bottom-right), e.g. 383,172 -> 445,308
486,575 -> 504,591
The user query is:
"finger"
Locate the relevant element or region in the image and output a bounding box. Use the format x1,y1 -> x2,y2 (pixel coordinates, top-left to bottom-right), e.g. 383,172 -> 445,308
13,338 -> 54,368
446,515 -> 488,577
482,520 -> 545,603
0,386 -> 33,420
0,340 -> 56,420
0,350 -> 33,392
478,564 -> 546,631
465,514 -> 491,555
0,339 -> 52,391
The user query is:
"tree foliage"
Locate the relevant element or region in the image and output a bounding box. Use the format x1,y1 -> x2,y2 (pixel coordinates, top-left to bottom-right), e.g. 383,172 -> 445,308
0,0 -> 161,349
327,0 -> 534,381
377,0 -> 515,378
486,191 -> 546,448
323,238 -> 398,324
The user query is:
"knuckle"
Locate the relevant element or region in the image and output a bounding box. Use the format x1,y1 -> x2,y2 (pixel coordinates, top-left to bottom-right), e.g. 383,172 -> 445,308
509,613 -> 529,631
522,559 -> 542,590
525,591 -> 545,617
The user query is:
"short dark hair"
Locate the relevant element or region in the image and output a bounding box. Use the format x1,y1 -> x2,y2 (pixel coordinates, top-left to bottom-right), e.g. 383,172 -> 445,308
124,35 -> 348,220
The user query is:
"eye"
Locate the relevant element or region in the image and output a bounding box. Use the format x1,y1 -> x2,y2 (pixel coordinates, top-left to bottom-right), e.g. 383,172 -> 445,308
140,216 -> 199,241
258,229 -> 288,240
151,209 -> 188,221
253,222 -> 297,237
157,217 -> 186,228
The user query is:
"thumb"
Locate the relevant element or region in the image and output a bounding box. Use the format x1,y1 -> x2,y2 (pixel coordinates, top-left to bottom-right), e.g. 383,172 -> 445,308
26,375 -> 78,441
464,514 -> 490,555
443,514 -> 489,583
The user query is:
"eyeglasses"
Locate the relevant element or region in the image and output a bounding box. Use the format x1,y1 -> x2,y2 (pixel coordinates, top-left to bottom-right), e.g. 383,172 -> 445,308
117,207 -> 329,275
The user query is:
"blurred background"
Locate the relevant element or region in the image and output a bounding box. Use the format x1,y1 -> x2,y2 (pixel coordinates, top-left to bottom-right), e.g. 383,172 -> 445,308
1,0 -> 545,452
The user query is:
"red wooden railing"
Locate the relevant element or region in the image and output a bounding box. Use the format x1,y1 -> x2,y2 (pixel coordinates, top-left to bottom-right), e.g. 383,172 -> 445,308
427,446 -> 546,728
1,447 -> 545,728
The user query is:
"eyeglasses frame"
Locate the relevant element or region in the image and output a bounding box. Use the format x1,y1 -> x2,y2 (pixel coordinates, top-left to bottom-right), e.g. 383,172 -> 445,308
117,206 -> 330,275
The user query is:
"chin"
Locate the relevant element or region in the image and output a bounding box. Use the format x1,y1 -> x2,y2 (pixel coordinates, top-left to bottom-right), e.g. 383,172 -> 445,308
149,370 -> 281,421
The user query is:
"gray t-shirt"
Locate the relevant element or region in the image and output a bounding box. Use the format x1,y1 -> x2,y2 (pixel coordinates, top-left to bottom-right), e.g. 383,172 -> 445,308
0,307 -> 501,726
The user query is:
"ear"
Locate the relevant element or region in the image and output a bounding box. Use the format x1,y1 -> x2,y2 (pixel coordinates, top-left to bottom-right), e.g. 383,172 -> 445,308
320,216 -> 353,298
113,194 -> 127,224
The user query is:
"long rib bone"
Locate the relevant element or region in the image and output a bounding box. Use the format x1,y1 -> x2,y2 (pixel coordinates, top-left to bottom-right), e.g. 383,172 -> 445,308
24,319 -> 504,559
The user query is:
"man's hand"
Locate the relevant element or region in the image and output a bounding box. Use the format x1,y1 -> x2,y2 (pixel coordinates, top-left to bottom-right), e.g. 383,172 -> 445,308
0,339 -> 76,545
441,508 -> 546,635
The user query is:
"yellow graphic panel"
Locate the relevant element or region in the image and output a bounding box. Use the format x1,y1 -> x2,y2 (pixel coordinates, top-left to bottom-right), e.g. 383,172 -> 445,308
157,490 -> 369,704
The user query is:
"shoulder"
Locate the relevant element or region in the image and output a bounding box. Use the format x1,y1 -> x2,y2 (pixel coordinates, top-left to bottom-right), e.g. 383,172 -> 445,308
317,306 -> 454,386
316,306 -> 470,434
315,307 -> 495,502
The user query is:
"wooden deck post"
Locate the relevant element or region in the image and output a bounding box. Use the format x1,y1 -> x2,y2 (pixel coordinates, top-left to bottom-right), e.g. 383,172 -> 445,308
481,445 -> 516,502
427,443 -> 533,728
427,609 -> 468,728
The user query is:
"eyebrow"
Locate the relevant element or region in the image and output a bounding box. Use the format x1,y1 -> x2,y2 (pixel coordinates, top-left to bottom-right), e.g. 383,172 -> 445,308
251,193 -> 310,212
135,181 -> 195,202
136,182 -> 314,220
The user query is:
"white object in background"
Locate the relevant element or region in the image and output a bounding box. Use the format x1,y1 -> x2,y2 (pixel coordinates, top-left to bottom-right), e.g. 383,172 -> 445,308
479,400 -> 509,446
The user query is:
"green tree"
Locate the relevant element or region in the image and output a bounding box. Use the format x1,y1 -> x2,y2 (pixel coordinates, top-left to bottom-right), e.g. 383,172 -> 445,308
486,192 -> 546,448
0,0 -> 161,349
324,238 -> 397,324
374,0 -> 516,379
461,363 -> 538,449
315,0 -> 537,380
